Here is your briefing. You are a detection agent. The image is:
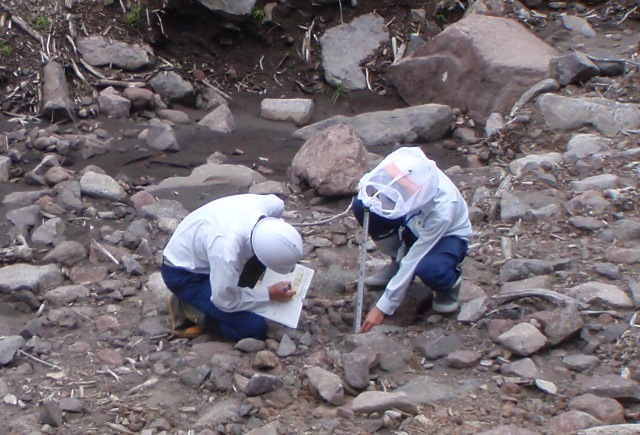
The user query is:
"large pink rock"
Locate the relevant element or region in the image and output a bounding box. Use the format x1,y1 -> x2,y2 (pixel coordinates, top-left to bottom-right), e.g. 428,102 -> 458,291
388,15 -> 557,122
291,123 -> 367,197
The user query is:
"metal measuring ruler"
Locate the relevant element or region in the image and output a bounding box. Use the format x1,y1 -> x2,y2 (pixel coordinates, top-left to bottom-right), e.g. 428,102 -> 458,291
354,208 -> 369,333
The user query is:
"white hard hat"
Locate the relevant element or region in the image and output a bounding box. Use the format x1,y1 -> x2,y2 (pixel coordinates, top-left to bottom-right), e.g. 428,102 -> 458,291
251,217 -> 303,275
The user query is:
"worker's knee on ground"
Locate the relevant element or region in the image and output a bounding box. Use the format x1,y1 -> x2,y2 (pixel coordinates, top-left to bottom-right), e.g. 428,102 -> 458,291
416,260 -> 457,292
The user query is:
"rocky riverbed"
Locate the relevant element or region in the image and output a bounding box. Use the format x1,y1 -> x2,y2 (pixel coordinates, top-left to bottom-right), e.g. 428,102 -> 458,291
1,0 -> 640,434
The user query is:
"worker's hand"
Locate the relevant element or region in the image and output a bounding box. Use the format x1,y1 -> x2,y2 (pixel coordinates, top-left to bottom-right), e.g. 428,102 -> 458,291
358,306 -> 385,333
268,281 -> 296,302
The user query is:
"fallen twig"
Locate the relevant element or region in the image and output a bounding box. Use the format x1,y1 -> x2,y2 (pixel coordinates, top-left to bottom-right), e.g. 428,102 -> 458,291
69,58 -> 89,84
98,368 -> 121,381
105,422 -> 136,435
385,16 -> 396,28
79,58 -> 108,79
10,16 -> 44,45
291,201 -> 353,227
127,377 -> 159,394
91,239 -> 119,264
617,6 -> 638,25
95,79 -> 146,88
155,11 -> 165,35
65,34 -> 77,54
275,53 -> 289,71
18,350 -> 63,370
365,68 -> 372,91
68,20 -> 77,38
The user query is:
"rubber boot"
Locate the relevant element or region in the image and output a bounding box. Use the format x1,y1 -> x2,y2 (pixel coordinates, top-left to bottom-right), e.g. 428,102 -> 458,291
364,234 -> 402,287
167,295 -> 206,339
432,276 -> 462,314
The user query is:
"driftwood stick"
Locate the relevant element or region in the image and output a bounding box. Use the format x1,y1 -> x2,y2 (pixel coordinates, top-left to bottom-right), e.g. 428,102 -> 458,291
91,239 -> 119,264
18,350 -> 62,370
493,288 -> 588,309
69,58 -> 89,84
105,422 -> 136,435
65,34 -> 77,54
202,79 -> 232,100
79,58 -> 107,79
95,79 -> 146,88
10,16 -> 44,45
127,377 -> 159,394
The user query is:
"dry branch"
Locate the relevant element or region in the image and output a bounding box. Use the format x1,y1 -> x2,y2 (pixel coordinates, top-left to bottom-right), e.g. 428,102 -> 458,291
79,58 -> 107,79
493,288 -> 588,310
202,79 -> 232,100
95,79 -> 146,88
69,58 -> 89,84
91,239 -> 119,264
10,16 -> 44,45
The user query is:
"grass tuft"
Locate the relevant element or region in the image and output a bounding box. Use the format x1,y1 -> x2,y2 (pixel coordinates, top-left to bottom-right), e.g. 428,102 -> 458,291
0,42 -> 11,57
127,2 -> 143,27
330,82 -> 347,105
33,16 -> 52,30
250,8 -> 265,23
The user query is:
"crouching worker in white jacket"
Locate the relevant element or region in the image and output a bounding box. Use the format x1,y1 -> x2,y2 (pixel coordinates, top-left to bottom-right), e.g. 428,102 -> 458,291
354,148 -> 473,333
161,194 -> 303,341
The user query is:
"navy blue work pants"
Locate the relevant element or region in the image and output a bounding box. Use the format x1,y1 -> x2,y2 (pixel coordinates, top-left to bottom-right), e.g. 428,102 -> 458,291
161,258 -> 267,341
353,198 -> 467,292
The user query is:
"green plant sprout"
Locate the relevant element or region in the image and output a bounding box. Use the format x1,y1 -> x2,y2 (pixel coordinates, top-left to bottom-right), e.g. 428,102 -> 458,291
0,42 -> 11,57
33,16 -> 52,30
250,8 -> 265,23
127,2 -> 143,27
330,82 -> 346,105
435,11 -> 450,26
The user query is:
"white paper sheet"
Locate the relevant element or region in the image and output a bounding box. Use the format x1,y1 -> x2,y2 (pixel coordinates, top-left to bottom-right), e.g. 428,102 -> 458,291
253,264 -> 315,328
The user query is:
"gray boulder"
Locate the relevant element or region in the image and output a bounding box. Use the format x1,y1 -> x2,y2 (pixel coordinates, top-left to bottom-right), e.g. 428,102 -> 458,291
146,119 -> 179,152
197,105 -> 236,133
537,94 -> 640,137
294,104 -> 453,147
549,53 -> 600,86
320,14 -> 389,91
0,264 -> 64,294
78,36 -> 152,71
79,171 -> 127,201
149,71 -> 196,106
260,98 -> 314,126
146,163 -> 264,193
0,336 -> 25,365
388,15 -> 557,122
97,87 -> 131,118
197,0 -> 255,15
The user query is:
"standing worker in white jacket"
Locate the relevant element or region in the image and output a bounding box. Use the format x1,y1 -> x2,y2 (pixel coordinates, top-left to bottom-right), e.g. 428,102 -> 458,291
162,194 -> 303,341
354,147 -> 472,333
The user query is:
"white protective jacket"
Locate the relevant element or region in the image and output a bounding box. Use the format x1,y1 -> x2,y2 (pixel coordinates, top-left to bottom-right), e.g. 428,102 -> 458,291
376,168 -> 473,315
163,194 -> 284,313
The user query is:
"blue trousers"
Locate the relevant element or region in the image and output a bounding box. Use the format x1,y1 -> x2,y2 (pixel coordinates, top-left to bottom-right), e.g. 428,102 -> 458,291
353,198 -> 468,292
161,261 -> 267,341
